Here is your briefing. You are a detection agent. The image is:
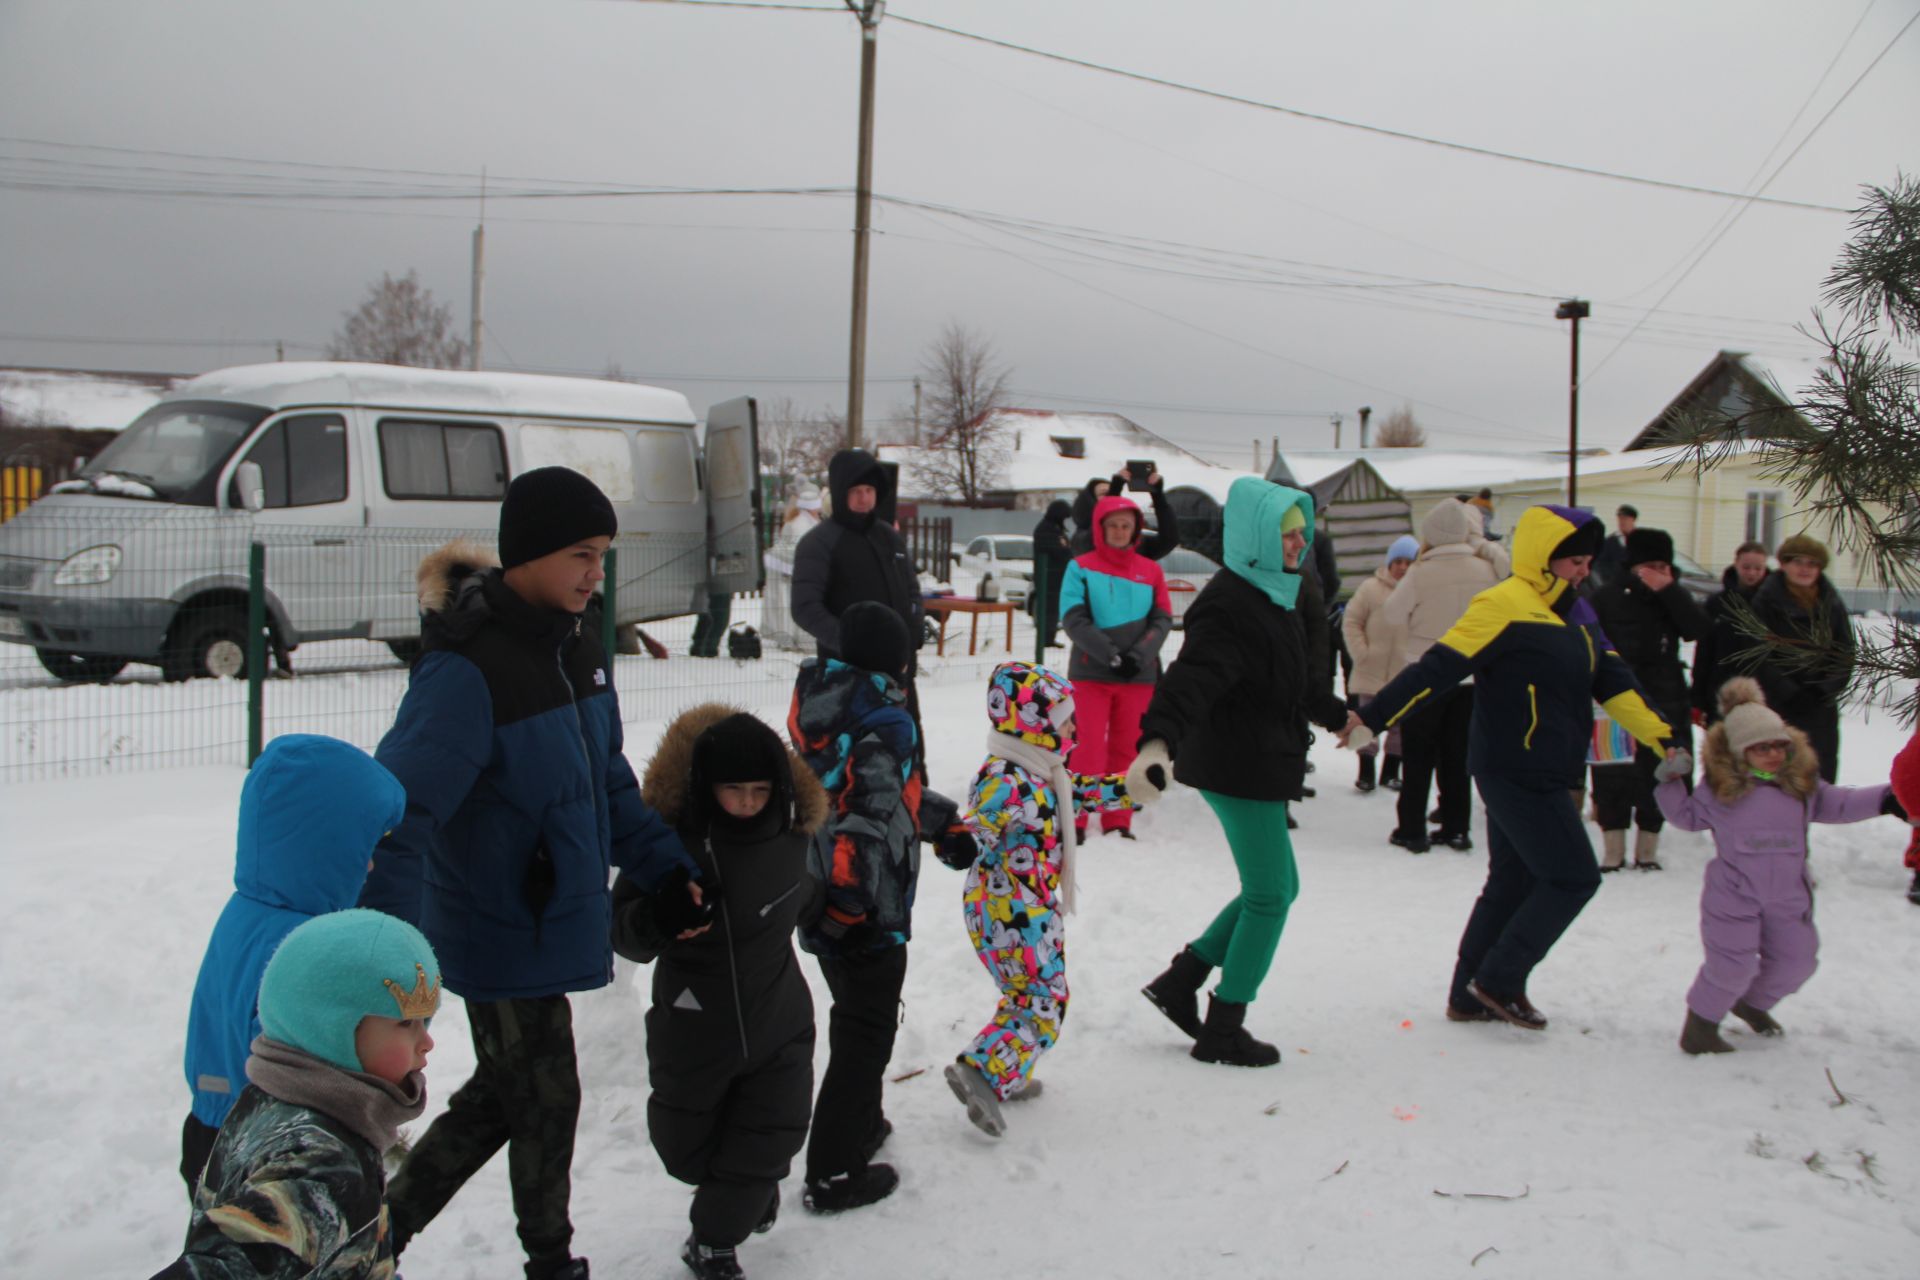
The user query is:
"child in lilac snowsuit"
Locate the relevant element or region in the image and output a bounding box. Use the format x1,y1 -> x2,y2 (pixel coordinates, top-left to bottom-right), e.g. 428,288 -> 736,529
1656,677 -> 1905,1054
937,661 -> 1133,1138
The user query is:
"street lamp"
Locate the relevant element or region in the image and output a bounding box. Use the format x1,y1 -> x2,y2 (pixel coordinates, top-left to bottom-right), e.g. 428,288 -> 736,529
1554,299 -> 1590,507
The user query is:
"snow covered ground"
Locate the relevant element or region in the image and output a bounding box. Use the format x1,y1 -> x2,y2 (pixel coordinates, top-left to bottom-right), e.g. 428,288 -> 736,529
3,657 -> 1916,1278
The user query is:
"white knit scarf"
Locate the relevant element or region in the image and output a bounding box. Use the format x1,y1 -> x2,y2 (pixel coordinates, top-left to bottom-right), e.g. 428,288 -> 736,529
985,731 -> 1081,914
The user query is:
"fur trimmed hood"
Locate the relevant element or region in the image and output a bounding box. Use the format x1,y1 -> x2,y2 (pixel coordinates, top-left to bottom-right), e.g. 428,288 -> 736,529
417,539 -> 499,614
643,702 -> 827,835
1699,718 -> 1819,804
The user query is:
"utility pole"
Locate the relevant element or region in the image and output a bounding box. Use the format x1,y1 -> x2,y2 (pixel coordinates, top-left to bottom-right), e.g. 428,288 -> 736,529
1358,405 -> 1372,449
470,169 -> 487,372
1555,299 -> 1590,506
844,0 -> 884,448
912,375 -> 922,445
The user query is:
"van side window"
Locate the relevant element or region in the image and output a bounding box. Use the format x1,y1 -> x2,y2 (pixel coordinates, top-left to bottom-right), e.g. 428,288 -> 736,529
518,423 -> 636,502
235,414 -> 348,508
379,420 -> 508,500
635,429 -> 697,504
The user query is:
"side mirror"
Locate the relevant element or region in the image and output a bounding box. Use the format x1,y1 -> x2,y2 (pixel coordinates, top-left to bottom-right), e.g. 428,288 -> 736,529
235,461 -> 265,513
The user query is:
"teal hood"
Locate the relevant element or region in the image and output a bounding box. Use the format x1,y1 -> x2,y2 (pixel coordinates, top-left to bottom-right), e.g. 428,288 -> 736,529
1224,477 -> 1314,610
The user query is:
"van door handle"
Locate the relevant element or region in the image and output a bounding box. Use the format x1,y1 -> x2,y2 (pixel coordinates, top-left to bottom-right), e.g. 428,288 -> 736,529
313,538 -> 347,547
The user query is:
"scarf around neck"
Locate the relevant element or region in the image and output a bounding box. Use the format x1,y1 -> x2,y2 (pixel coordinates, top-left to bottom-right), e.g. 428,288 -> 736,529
247,1036 -> 427,1156
985,730 -> 1081,914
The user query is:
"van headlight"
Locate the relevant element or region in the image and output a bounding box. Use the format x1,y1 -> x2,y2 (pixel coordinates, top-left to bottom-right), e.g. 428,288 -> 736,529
53,545 -> 122,585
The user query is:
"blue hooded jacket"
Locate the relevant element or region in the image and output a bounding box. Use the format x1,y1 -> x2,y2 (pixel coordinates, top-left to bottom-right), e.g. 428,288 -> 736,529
182,734 -> 407,1128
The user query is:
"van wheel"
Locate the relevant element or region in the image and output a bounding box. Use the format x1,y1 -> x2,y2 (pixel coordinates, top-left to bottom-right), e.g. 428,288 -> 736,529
36,649 -> 128,683
163,609 -> 251,681
386,638 -> 423,665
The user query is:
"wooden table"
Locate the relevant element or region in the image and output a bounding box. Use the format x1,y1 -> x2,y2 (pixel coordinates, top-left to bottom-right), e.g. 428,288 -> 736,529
923,597 -> 1017,657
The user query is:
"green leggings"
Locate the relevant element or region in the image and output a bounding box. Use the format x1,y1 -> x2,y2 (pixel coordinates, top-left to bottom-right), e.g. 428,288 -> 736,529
1189,790 -> 1299,1004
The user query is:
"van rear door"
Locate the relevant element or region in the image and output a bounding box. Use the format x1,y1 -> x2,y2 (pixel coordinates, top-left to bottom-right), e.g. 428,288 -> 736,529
701,397 -> 762,594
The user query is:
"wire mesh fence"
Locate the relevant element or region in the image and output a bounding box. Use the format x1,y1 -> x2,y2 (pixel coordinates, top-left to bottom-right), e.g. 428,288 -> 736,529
0,511 -> 1042,782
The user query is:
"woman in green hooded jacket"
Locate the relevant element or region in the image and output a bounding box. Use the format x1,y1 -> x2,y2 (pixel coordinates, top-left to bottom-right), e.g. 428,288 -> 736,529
1128,478 -> 1348,1067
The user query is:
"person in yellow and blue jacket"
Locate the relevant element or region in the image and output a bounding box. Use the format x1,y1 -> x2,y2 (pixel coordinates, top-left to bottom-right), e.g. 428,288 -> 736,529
1339,504 -> 1677,1032
936,661 -> 1134,1139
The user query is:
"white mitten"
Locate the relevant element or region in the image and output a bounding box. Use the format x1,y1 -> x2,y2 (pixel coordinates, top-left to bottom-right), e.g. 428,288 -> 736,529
1653,748 -> 1693,784
1345,723 -> 1375,752
1126,739 -> 1173,807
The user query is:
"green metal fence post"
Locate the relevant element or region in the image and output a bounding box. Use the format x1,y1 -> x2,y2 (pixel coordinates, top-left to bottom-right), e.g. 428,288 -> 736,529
1033,552 -> 1049,665
601,547 -> 618,663
247,541 -> 266,767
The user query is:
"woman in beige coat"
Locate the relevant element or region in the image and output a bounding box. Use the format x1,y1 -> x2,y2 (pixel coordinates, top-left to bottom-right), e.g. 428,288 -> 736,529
1378,499 -> 1511,852
1342,535 -> 1418,793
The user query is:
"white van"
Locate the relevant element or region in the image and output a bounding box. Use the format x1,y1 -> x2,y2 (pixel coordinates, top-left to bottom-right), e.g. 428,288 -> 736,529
0,362 -> 761,681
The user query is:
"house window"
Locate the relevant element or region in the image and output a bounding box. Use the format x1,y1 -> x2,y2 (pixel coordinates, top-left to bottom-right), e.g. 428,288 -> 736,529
1745,490 -> 1783,550
1050,436 -> 1086,459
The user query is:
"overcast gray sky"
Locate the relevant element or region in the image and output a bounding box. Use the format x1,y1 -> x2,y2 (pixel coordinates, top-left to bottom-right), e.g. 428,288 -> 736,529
1,0 -> 1914,465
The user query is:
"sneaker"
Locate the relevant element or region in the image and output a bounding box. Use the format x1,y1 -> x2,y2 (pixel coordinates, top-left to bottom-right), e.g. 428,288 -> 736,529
1388,829 -> 1431,854
681,1236 -> 743,1280
1445,1002 -> 1496,1023
802,1163 -> 899,1213
753,1186 -> 779,1235
1430,830 -> 1473,852
943,1060 -> 1007,1137
1467,980 -> 1548,1030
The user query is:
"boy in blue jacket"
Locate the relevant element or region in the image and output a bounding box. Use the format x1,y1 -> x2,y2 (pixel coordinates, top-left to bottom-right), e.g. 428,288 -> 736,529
358,466 -> 703,1280
177,734 -> 407,1196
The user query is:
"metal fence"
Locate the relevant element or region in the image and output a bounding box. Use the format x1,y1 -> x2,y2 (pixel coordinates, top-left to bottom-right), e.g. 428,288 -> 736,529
0,512 -> 1038,782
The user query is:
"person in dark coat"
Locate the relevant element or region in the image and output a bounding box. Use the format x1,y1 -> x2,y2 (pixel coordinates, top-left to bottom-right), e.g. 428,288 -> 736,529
1341,505 -> 1677,1031
1691,541 -> 1771,723
1067,466 -> 1181,559
790,449 -> 924,663
612,706 -> 829,1280
1593,504 -> 1637,586
1589,526 -> 1711,871
358,468 -> 703,1280
1129,478 -> 1348,1068
1029,498 -> 1073,648
1738,533 -> 1856,782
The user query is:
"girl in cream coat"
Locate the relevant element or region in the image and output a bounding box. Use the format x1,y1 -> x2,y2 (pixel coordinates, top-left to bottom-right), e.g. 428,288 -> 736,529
1342,535 -> 1418,793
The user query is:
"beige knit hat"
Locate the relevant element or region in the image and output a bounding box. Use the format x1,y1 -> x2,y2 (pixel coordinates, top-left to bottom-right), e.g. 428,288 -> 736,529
1717,677 -> 1790,755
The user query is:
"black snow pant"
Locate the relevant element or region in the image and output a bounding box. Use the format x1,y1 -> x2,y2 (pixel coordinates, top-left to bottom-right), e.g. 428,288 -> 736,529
650,1030 -> 815,1248
1398,685 -> 1474,839
690,591 -> 734,657
1449,774 -> 1602,1008
1788,702 -> 1840,783
806,944 -> 907,1183
179,1112 -> 219,1200
387,994 -> 580,1272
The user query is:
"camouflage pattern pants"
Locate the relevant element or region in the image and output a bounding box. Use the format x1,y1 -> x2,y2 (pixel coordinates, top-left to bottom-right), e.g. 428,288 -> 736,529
387,994 -> 580,1271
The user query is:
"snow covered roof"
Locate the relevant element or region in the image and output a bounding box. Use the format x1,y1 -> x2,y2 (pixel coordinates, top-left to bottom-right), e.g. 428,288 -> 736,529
1624,349 -> 1827,451
879,407 -> 1228,499
1272,447 -> 1699,494
0,369 -> 177,430
170,362 -> 698,426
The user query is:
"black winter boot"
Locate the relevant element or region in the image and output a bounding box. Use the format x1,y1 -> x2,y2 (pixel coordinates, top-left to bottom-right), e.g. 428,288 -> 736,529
1141,946 -> 1212,1039
1356,754 -> 1377,792
1381,754 -> 1402,791
1679,1010 -> 1734,1055
1191,997 -> 1281,1068
681,1236 -> 743,1280
1731,1001 -> 1783,1037
803,1163 -> 899,1212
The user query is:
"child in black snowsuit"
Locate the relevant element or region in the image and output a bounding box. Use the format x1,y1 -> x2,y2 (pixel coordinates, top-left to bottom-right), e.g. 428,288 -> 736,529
612,706 -> 828,1280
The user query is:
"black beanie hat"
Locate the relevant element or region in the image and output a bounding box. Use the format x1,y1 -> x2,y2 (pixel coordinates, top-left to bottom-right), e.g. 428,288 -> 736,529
1625,527 -> 1674,568
838,600 -> 911,676
1549,518 -> 1604,562
498,467 -> 618,568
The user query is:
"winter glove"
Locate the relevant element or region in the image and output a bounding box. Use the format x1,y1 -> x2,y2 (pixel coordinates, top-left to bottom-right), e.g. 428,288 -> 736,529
835,922 -> 881,961
1126,739 -> 1173,807
1653,748 -> 1693,784
650,866 -> 715,937
917,788 -> 961,844
1110,651 -> 1141,680
1882,790 -> 1909,821
936,824 -> 982,871
1342,718 -> 1375,752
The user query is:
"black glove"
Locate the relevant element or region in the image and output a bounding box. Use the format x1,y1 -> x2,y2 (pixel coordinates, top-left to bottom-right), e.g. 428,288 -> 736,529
1111,651 -> 1141,680
1882,791 -> 1910,821
836,922 -> 880,961
936,824 -> 980,871
917,789 -> 961,844
650,866 -> 715,936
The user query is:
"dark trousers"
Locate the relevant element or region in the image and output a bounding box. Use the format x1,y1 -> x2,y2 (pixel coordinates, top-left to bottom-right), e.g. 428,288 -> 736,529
690,591 -> 733,657
1449,774 -> 1602,1007
1790,702 -> 1840,783
387,995 -> 581,1270
650,1031 -> 814,1248
179,1112 -> 219,1200
1398,685 -> 1474,838
806,945 -> 907,1183
1031,572 -> 1066,647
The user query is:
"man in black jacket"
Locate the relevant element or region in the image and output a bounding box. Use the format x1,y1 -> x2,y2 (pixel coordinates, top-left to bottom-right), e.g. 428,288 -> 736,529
1068,467 -> 1180,559
1590,526 -> 1710,870
1691,541 -> 1770,722
791,449 -> 923,663
1029,499 -> 1073,648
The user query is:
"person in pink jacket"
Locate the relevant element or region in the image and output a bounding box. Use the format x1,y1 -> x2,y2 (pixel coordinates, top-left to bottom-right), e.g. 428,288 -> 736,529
1656,677 -> 1906,1054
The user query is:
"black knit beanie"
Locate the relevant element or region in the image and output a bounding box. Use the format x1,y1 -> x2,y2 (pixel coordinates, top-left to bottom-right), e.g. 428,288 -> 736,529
1625,527 -> 1674,567
838,600 -> 911,676
498,467 -> 618,568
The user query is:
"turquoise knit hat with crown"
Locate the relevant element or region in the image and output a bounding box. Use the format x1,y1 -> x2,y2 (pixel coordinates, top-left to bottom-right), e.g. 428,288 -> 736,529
258,909 -> 441,1073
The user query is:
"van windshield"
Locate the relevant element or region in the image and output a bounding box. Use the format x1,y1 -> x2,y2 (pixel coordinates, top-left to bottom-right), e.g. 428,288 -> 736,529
73,400 -> 271,506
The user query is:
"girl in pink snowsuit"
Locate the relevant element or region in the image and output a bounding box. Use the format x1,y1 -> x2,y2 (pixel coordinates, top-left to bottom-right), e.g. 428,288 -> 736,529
1656,677 -> 1905,1053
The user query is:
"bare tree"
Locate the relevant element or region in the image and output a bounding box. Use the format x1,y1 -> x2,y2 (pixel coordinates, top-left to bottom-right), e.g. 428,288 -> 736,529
758,396 -> 844,507
1374,405 -> 1427,448
917,321 -> 1011,503
328,270 -> 469,369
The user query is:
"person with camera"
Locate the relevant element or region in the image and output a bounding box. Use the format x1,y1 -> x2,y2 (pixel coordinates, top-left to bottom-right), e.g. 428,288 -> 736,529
1068,463 -> 1180,560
